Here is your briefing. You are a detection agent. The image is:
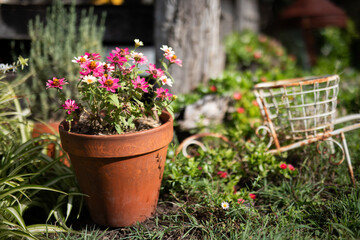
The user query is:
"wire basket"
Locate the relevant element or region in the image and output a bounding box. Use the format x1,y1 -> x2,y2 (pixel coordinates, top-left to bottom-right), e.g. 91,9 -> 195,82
254,75 -> 340,140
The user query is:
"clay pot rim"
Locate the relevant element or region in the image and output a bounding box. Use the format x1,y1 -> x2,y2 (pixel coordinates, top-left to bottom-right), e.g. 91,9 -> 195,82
58,111 -> 173,139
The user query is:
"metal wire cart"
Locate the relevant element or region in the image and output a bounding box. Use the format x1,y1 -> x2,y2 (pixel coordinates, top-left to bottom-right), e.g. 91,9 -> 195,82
254,74 -> 360,185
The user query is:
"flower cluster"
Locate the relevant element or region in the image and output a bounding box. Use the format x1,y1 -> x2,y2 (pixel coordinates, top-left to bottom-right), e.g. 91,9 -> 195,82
279,163 -> 295,171
46,39 -> 182,134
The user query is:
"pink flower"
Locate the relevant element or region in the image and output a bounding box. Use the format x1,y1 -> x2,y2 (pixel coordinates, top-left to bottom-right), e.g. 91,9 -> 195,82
233,92 -> 242,101
237,198 -> 245,204
156,87 -> 172,100
99,76 -> 120,93
85,52 -> 101,61
165,54 -> 182,66
106,52 -> 127,66
252,100 -> 259,107
46,77 -> 68,89
146,63 -> 164,78
130,52 -> 148,65
80,60 -> 104,77
288,164 -> 295,171
253,51 -> 262,59
62,99 -> 78,114
198,166 -> 203,170
121,65 -> 135,76
237,107 -> 245,114
112,47 -> 130,57
280,163 -> 287,169
131,76 -> 149,93
102,62 -> 115,73
249,193 -> 256,200
217,171 -> 228,178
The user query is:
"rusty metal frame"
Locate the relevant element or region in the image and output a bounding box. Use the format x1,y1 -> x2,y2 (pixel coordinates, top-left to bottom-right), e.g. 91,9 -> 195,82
254,74 -> 360,185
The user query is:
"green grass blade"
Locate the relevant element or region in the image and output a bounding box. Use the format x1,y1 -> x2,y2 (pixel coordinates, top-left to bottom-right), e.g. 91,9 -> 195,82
4,206 -> 27,230
0,185 -> 67,200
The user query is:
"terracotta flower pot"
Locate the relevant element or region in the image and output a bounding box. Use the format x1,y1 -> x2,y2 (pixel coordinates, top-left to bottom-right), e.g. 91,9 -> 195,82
58,112 -> 173,227
32,121 -> 70,167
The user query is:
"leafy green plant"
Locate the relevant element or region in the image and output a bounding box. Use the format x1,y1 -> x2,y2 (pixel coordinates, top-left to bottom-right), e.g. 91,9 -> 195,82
25,0 -> 105,122
0,56 -> 82,239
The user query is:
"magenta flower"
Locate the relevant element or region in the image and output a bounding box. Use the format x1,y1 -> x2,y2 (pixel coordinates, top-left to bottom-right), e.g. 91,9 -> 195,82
121,65 -> 135,76
165,54 -> 182,67
237,107 -> 245,114
62,99 -> 79,114
233,92 -> 242,101
288,164 -> 295,171
112,47 -> 130,57
249,193 -> 256,200
46,77 -> 68,89
131,76 -> 149,93
106,52 -> 127,66
85,52 -> 101,61
156,87 -> 172,100
80,60 -> 104,77
99,76 -> 120,93
130,52 -> 148,65
146,63 -> 164,78
217,171 -> 228,178
280,163 -> 287,169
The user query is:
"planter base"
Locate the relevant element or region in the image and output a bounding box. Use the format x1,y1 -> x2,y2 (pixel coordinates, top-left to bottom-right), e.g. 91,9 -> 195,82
59,112 -> 173,227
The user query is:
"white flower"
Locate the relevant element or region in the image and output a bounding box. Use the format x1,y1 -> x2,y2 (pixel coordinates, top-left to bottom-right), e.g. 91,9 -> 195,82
82,75 -> 97,84
0,63 -> 13,74
160,45 -> 175,56
134,39 -> 144,47
159,75 -> 173,87
72,55 -> 88,63
221,201 -> 229,210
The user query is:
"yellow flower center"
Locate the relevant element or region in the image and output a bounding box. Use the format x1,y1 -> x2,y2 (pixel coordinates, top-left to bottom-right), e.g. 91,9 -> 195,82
80,57 -> 86,63
172,55 -> 177,60
89,61 -> 97,69
104,79 -> 113,87
53,78 -> 60,86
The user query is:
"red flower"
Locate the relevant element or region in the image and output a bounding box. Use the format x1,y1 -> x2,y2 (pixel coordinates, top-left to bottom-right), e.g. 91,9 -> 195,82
210,85 -> 217,92
233,92 -> 242,101
280,163 -> 287,169
237,107 -> 245,114
288,164 -> 295,171
252,100 -> 259,107
217,171 -> 228,178
253,51 -> 262,59
249,193 -> 256,200
237,198 -> 245,204
260,77 -> 267,82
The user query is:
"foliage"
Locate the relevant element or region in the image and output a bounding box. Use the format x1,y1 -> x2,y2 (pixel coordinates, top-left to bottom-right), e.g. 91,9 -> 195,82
48,42 -> 181,134
0,56 -> 30,152
0,58 -> 82,239
25,0 -> 106,122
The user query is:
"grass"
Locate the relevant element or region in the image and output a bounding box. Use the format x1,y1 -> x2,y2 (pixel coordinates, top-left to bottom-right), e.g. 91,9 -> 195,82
44,129 -> 360,240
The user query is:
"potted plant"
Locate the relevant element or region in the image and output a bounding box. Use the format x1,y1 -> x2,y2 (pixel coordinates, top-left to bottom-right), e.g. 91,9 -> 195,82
46,39 -> 182,227
23,1 -> 105,163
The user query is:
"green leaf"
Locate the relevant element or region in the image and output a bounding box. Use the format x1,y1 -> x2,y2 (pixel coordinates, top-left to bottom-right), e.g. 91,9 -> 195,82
0,185 -> 67,201
115,124 -> 122,134
27,224 -> 68,233
108,94 -> 120,108
4,207 -> 27,230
